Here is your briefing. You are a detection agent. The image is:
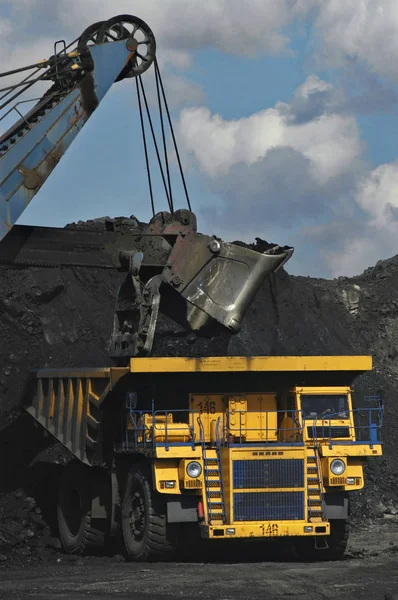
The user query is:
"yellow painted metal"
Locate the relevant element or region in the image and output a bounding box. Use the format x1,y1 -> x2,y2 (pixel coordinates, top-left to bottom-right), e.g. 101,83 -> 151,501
153,460 -> 181,494
32,367 -> 129,392
295,385 -> 352,394
204,521 -> 330,539
155,446 -> 202,459
129,355 -> 372,373
319,444 -> 382,457
178,459 -> 204,490
296,386 -> 356,445
322,460 -> 364,490
138,414 -> 192,444
229,397 -> 247,439
190,394 -> 224,442
321,456 -> 347,480
26,371 -> 112,463
230,448 -> 306,460
190,393 -> 279,443
229,394 -> 278,442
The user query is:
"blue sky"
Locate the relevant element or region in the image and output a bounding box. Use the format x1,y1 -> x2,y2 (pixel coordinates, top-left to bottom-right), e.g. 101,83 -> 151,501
2,1 -> 398,278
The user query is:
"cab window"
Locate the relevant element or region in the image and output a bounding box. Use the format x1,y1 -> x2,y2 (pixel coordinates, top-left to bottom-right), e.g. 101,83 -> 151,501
300,394 -> 348,420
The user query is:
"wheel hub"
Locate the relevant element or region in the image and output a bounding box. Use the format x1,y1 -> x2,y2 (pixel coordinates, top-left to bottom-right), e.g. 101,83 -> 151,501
130,489 -> 146,539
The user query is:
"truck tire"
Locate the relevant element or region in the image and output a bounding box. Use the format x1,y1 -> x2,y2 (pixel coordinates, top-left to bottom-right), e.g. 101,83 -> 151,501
323,518 -> 350,560
294,518 -> 350,561
121,464 -> 178,561
57,463 -> 104,554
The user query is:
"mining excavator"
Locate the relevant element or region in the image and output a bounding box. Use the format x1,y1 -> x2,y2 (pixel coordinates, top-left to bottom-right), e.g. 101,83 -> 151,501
0,14 -> 293,357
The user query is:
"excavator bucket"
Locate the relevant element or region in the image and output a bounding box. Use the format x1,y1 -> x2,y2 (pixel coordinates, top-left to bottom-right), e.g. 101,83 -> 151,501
109,212 -> 293,358
161,233 -> 293,333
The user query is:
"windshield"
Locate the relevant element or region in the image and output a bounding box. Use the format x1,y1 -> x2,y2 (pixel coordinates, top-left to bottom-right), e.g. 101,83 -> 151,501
300,394 -> 349,420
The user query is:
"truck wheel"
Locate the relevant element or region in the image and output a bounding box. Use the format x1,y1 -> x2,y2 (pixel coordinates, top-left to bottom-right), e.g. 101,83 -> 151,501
57,463 -> 104,554
323,518 -> 350,560
294,519 -> 349,561
121,465 -> 178,561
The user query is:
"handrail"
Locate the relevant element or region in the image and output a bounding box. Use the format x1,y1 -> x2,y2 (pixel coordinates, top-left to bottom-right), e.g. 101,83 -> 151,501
123,405 -> 383,451
304,407 -> 383,449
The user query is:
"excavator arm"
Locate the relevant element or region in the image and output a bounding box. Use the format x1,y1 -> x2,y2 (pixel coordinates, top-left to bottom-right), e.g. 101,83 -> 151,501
0,15 -> 156,239
0,15 -> 294,359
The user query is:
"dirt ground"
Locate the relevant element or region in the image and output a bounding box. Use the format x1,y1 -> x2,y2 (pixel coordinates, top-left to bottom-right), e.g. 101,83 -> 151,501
1,521 -> 397,600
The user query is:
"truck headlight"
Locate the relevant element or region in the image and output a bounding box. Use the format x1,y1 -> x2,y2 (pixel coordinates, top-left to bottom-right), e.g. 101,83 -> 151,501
330,459 -> 346,475
186,461 -> 202,478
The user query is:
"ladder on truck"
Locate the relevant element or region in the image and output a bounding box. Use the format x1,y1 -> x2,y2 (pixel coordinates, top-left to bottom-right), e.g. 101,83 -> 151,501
198,417 -> 226,525
306,422 -> 327,522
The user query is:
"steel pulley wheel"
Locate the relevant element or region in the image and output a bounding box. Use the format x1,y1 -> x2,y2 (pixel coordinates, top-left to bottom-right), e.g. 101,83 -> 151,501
97,15 -> 156,77
77,21 -> 107,51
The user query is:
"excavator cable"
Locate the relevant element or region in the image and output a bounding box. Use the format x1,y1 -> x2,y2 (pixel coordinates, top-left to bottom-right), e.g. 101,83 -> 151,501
133,58 -> 193,216
0,62 -> 49,79
137,74 -> 174,213
154,61 -> 173,212
0,68 -> 41,107
154,58 -> 192,212
136,76 -> 156,218
0,35 -> 80,106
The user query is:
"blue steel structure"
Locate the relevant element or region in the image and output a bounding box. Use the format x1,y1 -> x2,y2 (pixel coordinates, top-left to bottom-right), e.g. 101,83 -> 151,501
0,15 -> 156,241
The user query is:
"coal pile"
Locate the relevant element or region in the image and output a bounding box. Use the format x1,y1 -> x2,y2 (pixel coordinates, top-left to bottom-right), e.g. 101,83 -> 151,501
0,490 -> 60,566
1,217 -> 398,559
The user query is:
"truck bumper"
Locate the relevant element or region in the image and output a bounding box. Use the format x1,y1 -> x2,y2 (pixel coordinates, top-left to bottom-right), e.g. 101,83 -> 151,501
202,521 -> 330,539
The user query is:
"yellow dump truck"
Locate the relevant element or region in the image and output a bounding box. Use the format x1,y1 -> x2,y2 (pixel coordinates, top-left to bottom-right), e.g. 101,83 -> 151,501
25,355 -> 383,560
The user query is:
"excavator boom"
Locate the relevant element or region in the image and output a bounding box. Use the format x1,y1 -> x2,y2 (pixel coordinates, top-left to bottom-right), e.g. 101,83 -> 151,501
0,17 -> 156,240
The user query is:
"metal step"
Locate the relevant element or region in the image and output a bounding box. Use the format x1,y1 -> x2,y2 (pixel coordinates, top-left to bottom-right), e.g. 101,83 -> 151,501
309,508 -> 323,516
308,499 -> 322,506
204,459 -> 218,466
205,469 -> 220,477
206,480 -> 222,488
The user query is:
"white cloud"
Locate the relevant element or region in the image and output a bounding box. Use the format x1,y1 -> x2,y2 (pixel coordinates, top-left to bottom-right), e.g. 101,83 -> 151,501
310,0 -> 398,80
323,161 -> 398,277
3,1 -> 398,85
356,161 -> 398,229
177,75 -> 363,184
1,0 -> 305,62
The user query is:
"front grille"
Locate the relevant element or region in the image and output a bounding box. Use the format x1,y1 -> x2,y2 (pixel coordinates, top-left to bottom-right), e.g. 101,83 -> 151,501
330,476 -> 347,486
185,479 -> 202,488
307,426 -> 350,439
233,459 -> 304,489
233,492 -> 304,521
